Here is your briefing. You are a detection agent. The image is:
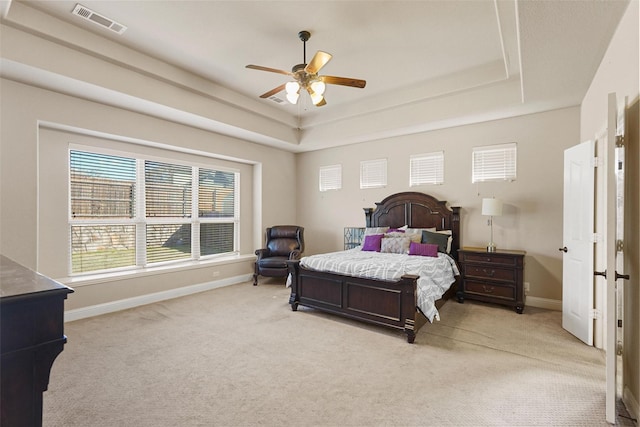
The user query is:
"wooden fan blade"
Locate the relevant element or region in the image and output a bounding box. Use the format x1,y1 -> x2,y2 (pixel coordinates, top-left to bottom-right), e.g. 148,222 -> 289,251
322,75 -> 366,88
259,83 -> 287,99
246,64 -> 292,76
305,51 -> 332,74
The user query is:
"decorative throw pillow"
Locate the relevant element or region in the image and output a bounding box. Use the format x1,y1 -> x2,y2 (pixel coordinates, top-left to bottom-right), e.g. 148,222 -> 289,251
362,234 -> 383,252
421,230 -> 450,253
364,227 -> 389,236
380,236 -> 411,254
434,229 -> 453,253
409,242 -> 439,257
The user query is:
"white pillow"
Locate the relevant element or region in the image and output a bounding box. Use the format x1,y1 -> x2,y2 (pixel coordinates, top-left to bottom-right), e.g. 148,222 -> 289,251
365,227 -> 389,235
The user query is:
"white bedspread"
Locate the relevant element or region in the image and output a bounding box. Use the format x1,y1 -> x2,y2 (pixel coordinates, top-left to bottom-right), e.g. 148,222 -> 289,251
293,248 -> 459,322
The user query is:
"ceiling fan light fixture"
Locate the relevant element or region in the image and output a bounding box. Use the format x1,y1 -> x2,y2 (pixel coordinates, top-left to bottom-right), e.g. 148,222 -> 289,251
310,80 -> 326,96
285,81 -> 300,94
286,91 -> 300,104
285,81 -> 301,104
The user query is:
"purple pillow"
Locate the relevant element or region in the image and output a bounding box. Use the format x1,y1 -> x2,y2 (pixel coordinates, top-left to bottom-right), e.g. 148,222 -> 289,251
362,234 -> 383,252
409,242 -> 439,257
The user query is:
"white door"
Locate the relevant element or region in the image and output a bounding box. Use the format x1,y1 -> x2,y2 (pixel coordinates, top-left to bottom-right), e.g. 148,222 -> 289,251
561,140 -> 595,345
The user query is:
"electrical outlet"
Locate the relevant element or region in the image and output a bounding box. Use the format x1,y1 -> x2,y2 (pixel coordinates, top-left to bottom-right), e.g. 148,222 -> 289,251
212,271 -> 220,277
524,282 -> 530,294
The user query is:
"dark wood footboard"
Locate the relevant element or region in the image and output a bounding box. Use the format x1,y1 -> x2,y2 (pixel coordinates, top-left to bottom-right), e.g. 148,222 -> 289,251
289,260 -> 426,343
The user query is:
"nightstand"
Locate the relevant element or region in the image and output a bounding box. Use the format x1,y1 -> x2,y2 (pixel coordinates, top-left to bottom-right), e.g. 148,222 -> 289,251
456,247 -> 526,314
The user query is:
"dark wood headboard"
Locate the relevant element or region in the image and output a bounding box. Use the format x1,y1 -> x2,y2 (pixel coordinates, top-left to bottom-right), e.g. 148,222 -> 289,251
363,192 -> 461,259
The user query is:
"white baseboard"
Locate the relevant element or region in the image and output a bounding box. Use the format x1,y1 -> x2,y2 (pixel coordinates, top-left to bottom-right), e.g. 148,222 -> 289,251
64,274 -> 253,322
623,386 -> 639,421
525,296 -> 562,311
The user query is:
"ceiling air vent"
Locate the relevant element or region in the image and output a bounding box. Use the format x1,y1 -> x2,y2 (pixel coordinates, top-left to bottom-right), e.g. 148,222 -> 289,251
72,4 -> 127,35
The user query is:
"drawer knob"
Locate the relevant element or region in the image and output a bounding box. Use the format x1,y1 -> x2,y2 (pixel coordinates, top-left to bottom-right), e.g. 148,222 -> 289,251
482,285 -> 495,293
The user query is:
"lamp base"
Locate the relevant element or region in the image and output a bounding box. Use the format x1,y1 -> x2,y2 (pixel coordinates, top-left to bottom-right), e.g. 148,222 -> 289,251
487,243 -> 497,253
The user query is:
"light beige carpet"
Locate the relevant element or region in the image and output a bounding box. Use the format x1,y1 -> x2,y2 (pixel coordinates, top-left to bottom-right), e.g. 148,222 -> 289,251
43,279 -> 634,426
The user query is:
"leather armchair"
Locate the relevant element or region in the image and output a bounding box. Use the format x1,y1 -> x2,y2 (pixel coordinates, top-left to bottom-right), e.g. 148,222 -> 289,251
254,225 -> 304,285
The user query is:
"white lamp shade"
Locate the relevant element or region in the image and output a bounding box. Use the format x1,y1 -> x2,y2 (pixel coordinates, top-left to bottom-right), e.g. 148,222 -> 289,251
310,80 -> 326,95
286,92 -> 299,104
285,81 -> 300,94
482,198 -> 503,216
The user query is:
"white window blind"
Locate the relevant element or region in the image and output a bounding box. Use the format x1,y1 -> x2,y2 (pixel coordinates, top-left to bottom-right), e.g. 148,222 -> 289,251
198,168 -> 236,218
472,142 -> 517,183
360,158 -> 387,189
70,150 -> 137,273
319,164 -> 342,191
145,161 -> 192,218
410,151 -> 444,186
70,150 -> 136,219
198,168 -> 237,256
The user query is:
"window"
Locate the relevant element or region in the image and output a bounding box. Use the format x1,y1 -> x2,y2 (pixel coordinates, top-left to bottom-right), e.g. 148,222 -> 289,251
472,142 -> 517,183
410,151 -> 444,186
69,149 -> 239,274
360,158 -> 387,189
319,164 -> 342,191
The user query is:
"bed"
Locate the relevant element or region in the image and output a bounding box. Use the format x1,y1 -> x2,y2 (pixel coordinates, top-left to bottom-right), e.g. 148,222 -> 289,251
287,192 -> 461,343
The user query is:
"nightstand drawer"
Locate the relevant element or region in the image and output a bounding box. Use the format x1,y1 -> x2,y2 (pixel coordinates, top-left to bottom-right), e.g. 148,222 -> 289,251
461,253 -> 519,266
464,265 -> 516,282
464,280 -> 515,300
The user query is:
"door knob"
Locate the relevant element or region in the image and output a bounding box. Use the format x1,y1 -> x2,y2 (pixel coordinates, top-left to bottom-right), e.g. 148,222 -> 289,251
559,247 -> 568,253
594,270 -> 607,278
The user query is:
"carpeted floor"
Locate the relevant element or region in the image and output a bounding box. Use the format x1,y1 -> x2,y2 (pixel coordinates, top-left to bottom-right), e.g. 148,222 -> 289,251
43,279 -> 635,426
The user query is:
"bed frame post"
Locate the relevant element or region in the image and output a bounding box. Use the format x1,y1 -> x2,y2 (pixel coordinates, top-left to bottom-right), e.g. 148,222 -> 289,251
400,274 -> 419,343
287,260 -> 300,311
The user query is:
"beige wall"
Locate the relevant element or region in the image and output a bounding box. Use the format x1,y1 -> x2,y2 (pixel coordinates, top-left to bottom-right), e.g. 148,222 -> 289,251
0,78 -> 297,310
296,106 -> 580,304
580,0 -> 639,418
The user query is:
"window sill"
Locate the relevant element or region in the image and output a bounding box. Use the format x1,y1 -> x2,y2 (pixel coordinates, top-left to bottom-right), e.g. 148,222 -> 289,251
58,253 -> 255,287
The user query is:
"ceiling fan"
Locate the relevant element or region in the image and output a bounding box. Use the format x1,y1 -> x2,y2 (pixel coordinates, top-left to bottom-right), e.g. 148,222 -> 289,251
246,30 -> 366,107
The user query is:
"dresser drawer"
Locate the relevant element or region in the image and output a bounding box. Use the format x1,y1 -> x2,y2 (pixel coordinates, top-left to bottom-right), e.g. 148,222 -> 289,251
464,280 -> 515,301
463,265 -> 516,282
461,252 -> 520,267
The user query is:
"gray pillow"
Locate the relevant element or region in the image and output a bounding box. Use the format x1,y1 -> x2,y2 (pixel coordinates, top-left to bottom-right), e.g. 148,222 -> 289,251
421,230 -> 450,253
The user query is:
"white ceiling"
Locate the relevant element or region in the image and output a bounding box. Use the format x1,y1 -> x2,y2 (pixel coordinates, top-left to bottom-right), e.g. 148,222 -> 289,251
1,0 -> 630,152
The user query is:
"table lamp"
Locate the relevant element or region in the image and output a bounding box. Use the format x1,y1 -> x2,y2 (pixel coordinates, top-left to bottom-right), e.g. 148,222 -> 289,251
482,198 -> 503,252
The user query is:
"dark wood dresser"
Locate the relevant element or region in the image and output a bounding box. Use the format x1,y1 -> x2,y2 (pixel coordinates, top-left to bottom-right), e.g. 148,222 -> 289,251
1,255 -> 73,427
456,247 -> 526,314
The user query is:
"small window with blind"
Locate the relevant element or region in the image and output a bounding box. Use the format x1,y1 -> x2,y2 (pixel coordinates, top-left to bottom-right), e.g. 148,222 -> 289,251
472,142 -> 517,183
319,164 -> 342,192
410,151 -> 444,186
69,149 -> 239,275
360,158 -> 387,189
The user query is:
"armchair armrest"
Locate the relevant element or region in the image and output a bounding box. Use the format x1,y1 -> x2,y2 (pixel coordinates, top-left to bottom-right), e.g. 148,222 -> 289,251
255,248 -> 271,260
